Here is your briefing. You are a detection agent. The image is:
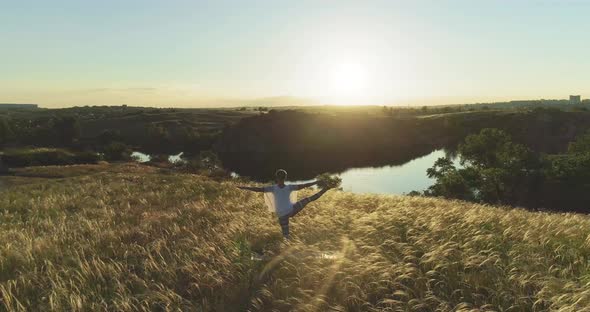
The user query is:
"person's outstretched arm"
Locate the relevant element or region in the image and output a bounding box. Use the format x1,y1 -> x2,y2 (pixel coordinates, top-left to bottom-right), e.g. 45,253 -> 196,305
237,186 -> 266,192
293,181 -> 318,190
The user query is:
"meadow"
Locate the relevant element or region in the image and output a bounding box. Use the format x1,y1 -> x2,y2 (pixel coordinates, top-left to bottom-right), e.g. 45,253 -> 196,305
0,163 -> 589,311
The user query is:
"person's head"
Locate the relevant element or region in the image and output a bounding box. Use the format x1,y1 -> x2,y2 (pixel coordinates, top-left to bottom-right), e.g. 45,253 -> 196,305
275,169 -> 287,183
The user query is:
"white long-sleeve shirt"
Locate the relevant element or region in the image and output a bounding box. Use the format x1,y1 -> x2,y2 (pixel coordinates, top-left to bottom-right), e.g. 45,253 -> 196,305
263,184 -> 298,217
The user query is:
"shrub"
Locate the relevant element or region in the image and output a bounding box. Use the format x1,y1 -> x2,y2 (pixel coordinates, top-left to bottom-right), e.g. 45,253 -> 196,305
1,148 -> 100,167
315,173 -> 342,189
102,142 -> 132,161
149,154 -> 169,163
73,151 -> 102,164
181,151 -> 229,178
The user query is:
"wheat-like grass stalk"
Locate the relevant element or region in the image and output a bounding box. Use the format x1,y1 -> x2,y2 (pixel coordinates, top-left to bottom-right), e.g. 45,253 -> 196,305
0,163 -> 588,311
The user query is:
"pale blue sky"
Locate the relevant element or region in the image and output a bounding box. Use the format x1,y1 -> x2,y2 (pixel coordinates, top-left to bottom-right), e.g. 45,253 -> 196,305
2,0 -> 590,107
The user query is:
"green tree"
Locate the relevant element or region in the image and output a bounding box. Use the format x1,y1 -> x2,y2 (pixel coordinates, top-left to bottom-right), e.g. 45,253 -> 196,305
459,128 -> 513,168
53,116 -> 80,145
0,118 -> 13,145
567,130 -> 590,154
147,124 -> 170,148
427,128 -> 540,206
426,158 -> 477,201
97,129 -> 122,146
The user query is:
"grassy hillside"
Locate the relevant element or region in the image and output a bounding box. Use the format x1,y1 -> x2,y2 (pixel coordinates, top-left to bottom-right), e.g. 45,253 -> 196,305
0,164 -> 589,311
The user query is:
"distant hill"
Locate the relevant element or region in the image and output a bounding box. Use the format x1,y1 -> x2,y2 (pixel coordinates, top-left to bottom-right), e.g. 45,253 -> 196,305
0,103 -> 38,109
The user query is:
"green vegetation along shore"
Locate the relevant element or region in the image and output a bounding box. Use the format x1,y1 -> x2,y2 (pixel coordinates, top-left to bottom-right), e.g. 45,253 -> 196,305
0,163 -> 588,311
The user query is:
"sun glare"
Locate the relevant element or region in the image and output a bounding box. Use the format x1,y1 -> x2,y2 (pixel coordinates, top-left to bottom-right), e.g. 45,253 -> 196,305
327,62 -> 369,104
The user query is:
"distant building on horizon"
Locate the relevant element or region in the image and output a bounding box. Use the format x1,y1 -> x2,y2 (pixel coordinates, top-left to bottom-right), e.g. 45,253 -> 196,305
570,95 -> 581,103
0,103 -> 38,109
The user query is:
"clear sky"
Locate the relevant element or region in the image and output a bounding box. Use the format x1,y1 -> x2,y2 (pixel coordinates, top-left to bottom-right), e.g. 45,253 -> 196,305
2,0 -> 590,107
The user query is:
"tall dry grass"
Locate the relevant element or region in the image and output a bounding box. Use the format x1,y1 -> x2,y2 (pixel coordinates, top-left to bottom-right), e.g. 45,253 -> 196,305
0,163 -> 589,311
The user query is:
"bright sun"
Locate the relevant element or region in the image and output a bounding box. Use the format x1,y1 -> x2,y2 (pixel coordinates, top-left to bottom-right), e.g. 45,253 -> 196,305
327,62 -> 369,103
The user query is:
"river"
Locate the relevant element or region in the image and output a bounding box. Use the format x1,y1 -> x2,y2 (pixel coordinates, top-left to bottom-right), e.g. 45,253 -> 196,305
331,149 -> 457,194
284,149 -> 457,195
132,149 -> 458,195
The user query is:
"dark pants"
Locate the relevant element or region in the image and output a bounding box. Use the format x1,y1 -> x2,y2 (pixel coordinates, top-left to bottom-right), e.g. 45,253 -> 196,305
278,188 -> 327,239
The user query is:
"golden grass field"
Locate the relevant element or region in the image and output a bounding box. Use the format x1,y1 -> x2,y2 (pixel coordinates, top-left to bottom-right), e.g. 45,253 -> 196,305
0,163 -> 589,311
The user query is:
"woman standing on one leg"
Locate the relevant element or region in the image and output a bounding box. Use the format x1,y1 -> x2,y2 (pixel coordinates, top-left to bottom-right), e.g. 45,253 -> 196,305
238,169 -> 332,239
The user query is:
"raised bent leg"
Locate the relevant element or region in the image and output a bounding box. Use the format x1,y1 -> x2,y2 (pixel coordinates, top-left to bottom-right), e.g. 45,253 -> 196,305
277,188 -> 329,239
289,188 -> 328,217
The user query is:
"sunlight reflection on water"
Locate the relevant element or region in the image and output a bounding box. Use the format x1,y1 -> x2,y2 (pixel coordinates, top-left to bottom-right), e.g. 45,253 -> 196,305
131,151 -> 185,164
335,149 -> 460,194
288,149 -> 460,195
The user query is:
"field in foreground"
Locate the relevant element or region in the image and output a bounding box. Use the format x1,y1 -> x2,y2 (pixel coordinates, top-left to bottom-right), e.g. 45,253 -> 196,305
0,164 -> 589,311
